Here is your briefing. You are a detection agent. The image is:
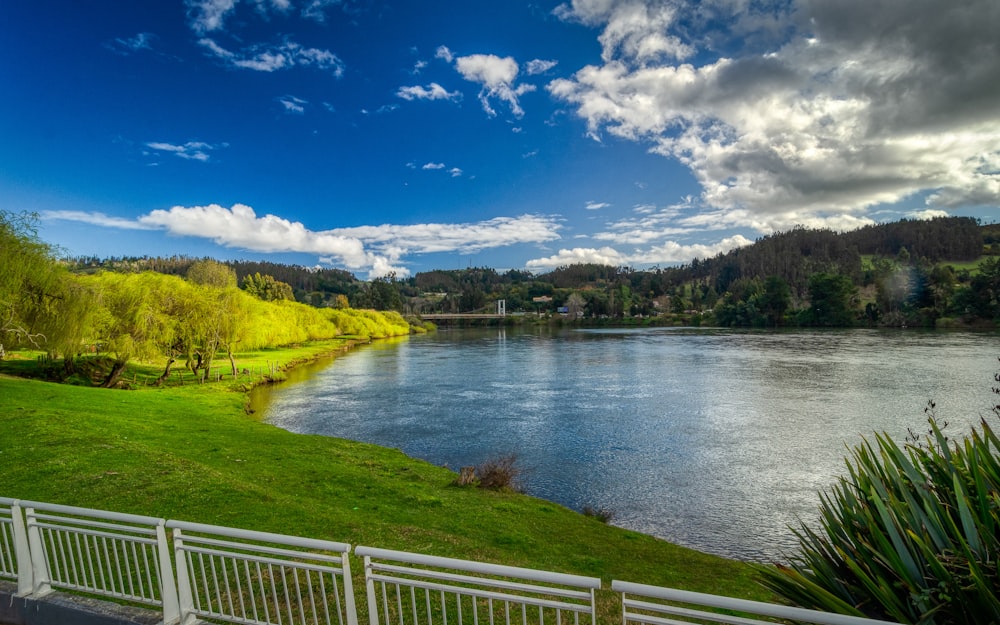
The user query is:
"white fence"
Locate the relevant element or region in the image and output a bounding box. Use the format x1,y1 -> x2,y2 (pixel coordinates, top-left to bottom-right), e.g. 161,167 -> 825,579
0,497 -> 903,625
357,546 -> 599,625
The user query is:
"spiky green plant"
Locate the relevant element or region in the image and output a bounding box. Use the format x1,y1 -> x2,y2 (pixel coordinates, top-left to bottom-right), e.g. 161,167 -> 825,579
758,398 -> 1000,624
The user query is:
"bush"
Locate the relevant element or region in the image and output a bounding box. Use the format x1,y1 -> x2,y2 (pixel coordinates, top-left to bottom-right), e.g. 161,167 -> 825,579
758,396 -> 1000,624
476,454 -> 522,492
582,505 -> 614,523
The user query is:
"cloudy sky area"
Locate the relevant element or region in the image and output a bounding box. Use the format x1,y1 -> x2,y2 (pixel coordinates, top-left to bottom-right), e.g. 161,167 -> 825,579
2,0 -> 997,278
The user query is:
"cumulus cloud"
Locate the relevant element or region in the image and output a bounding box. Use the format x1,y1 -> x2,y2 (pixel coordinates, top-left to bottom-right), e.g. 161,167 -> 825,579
144,141 -> 222,162
454,54 -> 536,117
526,235 -> 753,271
422,162 -> 445,170
396,83 -> 461,102
44,205 -> 561,279
550,0 -> 1000,236
554,0 -> 694,63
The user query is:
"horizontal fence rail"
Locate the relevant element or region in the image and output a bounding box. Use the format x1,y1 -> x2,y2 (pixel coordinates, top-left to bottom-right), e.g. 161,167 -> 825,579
613,580 -> 902,625
356,546 -> 600,625
0,496 -> 906,625
169,520 -> 357,625
18,500 -> 179,622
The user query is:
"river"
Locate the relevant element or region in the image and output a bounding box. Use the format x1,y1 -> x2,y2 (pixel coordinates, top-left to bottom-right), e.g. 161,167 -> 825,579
252,327 -> 1000,562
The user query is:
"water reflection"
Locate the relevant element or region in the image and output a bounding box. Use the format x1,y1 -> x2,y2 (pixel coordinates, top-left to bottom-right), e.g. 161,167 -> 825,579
256,328 -> 1000,561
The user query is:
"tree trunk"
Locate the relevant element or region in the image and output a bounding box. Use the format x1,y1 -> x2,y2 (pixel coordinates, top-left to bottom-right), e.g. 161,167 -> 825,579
228,349 -> 238,377
101,359 -> 129,388
155,358 -> 176,386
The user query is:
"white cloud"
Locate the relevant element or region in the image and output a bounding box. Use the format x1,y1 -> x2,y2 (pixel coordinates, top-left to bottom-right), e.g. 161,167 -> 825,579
144,141 -> 221,162
106,32 -> 155,55
435,45 -> 454,63
40,210 -> 158,231
422,162 -> 445,170
301,0 -> 342,22
332,214 -> 561,256
396,83 -> 461,102
905,209 -> 951,221
585,201 -> 610,210
199,38 -> 344,76
277,95 -> 307,114
526,234 -> 753,271
525,59 -> 558,75
449,167 -> 463,177
550,0 -> 1000,237
554,0 -> 694,63
186,0 -> 238,35
454,54 -> 536,117
527,247 -> 626,270
44,206 -> 562,279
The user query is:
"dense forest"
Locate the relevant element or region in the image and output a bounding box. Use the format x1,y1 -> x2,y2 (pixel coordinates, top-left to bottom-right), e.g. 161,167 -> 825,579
66,216 -> 1000,328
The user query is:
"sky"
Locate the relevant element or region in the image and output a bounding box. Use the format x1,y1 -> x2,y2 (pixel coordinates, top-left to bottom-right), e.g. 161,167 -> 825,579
2,1 -> 998,279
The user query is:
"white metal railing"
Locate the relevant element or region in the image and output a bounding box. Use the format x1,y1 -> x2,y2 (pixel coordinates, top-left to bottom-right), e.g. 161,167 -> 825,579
0,496 -> 908,625
19,500 -> 179,622
0,497 -> 23,583
357,546 -> 600,625
169,519 -> 357,625
613,580 -> 902,625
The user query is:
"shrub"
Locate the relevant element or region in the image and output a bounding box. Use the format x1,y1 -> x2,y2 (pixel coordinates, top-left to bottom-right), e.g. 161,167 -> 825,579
582,505 -> 614,523
476,454 -> 522,492
758,397 -> 1000,624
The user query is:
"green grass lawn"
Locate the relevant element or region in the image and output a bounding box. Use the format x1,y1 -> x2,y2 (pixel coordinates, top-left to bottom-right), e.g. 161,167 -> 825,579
0,341 -> 774,618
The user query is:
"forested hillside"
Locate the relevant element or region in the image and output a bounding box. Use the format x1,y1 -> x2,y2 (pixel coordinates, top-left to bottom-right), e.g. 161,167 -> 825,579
63,216 -> 1000,328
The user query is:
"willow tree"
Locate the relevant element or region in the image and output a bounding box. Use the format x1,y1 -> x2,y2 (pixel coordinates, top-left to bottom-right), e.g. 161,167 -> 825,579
84,272 -> 179,387
0,211 -> 64,354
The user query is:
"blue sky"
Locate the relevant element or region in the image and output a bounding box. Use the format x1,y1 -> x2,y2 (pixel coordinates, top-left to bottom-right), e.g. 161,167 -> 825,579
2,1 -> 998,278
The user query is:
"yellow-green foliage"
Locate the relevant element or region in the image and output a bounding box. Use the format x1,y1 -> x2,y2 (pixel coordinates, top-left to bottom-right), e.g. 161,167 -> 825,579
74,272 -> 410,366
322,308 -> 410,338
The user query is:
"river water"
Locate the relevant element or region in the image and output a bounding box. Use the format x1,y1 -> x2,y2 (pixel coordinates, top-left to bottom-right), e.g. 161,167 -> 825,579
253,327 -> 1000,562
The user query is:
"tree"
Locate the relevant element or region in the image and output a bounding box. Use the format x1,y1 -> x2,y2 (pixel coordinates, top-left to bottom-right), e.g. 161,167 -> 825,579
186,259 -> 237,289
0,211 -> 63,353
356,274 -> 403,311
759,276 -> 791,326
242,272 -> 294,301
565,292 -> 585,318
86,272 -> 177,387
803,273 -> 858,326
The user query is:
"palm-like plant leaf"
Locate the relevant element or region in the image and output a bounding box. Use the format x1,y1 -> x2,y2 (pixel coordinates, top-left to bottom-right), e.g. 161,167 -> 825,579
758,406 -> 1000,625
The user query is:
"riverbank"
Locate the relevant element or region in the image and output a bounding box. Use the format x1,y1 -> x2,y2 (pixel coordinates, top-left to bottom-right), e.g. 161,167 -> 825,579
0,338 -> 773,617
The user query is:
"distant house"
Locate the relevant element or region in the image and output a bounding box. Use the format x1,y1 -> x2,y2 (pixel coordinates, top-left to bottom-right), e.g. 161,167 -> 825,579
532,296 -> 553,303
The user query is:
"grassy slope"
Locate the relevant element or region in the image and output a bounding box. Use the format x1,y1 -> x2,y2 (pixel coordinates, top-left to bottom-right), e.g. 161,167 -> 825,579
0,344 -> 772,614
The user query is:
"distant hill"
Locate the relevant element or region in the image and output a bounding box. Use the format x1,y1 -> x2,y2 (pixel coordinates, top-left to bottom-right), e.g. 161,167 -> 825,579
67,217 -> 998,327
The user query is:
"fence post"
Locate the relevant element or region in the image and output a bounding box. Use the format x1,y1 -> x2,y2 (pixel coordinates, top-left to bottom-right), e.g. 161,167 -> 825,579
157,520 -> 181,625
362,555 -> 380,625
341,551 -> 360,625
23,506 -> 51,596
10,501 -> 33,596
171,527 -> 198,625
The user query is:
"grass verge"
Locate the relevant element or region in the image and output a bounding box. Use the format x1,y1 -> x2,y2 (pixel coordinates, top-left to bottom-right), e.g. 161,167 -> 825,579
0,340 -> 773,619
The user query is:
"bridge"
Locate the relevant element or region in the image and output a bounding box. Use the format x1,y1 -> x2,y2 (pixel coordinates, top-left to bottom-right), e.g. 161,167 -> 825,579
422,299 -> 507,321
